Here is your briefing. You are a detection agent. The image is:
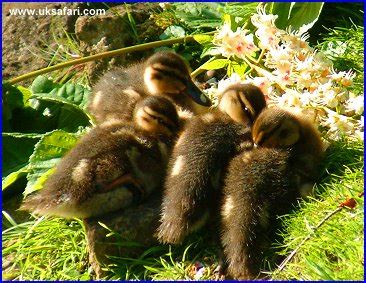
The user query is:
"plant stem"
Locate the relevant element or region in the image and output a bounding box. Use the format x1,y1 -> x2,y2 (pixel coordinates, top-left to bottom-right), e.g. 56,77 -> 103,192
6,35 -> 197,85
276,206 -> 343,273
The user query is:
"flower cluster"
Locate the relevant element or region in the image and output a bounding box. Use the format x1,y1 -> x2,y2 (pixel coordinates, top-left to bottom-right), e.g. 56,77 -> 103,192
205,6 -> 363,141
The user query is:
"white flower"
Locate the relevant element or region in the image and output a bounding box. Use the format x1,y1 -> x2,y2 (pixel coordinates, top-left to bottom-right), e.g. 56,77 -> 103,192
214,24 -> 259,59
251,6 -> 278,28
275,89 -> 303,108
323,111 -> 354,133
329,69 -> 355,87
158,3 -> 171,10
346,95 -> 364,115
323,90 -> 339,108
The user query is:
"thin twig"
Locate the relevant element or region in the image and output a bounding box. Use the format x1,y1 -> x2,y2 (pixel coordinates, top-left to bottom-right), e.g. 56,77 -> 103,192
276,206 -> 343,272
6,36 -> 195,85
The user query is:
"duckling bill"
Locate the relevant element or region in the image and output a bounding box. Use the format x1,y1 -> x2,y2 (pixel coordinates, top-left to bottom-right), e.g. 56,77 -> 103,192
157,83 -> 267,244
21,96 -> 181,219
220,107 -> 324,279
88,51 -> 211,124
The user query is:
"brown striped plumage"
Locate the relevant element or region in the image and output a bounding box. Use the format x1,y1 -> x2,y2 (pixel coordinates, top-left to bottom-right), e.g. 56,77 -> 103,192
88,51 -> 211,124
221,107 -> 324,279
21,96 -> 181,219
157,84 -> 267,244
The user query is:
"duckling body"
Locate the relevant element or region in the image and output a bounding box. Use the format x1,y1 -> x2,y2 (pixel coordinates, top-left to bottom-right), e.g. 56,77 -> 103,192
21,96 -> 180,219
88,51 -> 211,124
157,84 -> 267,244
220,107 -> 324,279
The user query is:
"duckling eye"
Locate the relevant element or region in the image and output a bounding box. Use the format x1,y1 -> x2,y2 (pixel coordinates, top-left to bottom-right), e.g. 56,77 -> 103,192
279,129 -> 289,138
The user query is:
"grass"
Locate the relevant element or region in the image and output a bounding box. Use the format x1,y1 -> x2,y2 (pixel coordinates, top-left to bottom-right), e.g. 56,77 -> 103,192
3,139 -> 363,280
270,140 -> 364,280
27,17 -> 89,87
2,5 -> 364,281
2,216 -> 91,280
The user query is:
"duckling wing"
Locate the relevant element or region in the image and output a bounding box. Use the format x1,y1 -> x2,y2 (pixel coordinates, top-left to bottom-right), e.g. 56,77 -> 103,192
21,124 -> 165,219
88,63 -> 146,123
157,114 -> 253,244
220,148 -> 300,279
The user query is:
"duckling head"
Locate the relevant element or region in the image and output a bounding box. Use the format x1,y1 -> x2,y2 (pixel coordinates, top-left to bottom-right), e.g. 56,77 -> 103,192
143,51 -> 211,107
133,96 -> 180,137
252,107 -> 301,148
218,83 -> 267,125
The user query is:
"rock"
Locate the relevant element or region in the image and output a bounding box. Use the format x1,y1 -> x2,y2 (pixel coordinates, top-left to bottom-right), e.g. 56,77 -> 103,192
2,2 -> 82,84
84,193 -> 162,279
75,3 -> 162,84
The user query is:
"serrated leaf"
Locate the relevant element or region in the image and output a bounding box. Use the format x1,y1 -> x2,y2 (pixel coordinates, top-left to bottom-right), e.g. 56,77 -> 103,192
31,75 -> 91,110
24,130 -> 81,197
193,34 -> 213,45
200,58 -> 230,70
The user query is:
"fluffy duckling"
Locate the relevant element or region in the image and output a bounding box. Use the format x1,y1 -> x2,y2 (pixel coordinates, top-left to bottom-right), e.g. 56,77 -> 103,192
220,107 -> 324,279
156,83 -> 267,244
21,96 -> 181,219
88,51 -> 211,124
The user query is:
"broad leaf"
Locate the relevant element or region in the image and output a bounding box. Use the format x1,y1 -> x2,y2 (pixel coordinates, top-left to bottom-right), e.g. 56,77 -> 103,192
173,2 -> 222,29
24,130 -> 82,196
2,133 -> 41,181
269,2 -> 324,34
31,75 -> 91,110
287,2 -> 324,34
5,76 -> 92,134
193,34 -> 213,45
200,58 -> 230,70
2,83 -> 32,132
159,25 -> 186,40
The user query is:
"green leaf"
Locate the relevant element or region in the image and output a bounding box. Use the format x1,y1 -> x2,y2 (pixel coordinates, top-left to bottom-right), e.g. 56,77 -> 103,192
2,133 -> 40,179
31,75 -> 91,110
159,25 -> 186,40
287,2 -> 324,34
31,75 -> 59,94
173,2 -> 222,29
24,130 -> 82,197
269,2 -> 293,29
200,46 -> 222,58
231,62 -> 248,76
2,83 -> 32,132
2,166 -> 29,191
200,58 -> 230,70
193,34 -> 213,45
270,2 -> 324,34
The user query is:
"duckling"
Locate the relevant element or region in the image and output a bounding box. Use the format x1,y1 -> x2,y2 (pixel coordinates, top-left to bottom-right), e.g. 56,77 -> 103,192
21,96 -> 181,219
88,51 -> 211,124
156,83 -> 267,244
220,107 -> 324,279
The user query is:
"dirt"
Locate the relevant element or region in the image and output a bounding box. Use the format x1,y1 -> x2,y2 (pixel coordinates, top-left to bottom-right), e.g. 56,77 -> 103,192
2,2 -> 163,86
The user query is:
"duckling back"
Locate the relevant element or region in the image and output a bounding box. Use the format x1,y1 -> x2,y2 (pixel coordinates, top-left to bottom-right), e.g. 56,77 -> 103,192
22,94 -> 182,219
21,122 -> 170,218
220,107 -> 324,279
88,62 -> 147,123
221,147 -> 298,279
157,111 -> 255,244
